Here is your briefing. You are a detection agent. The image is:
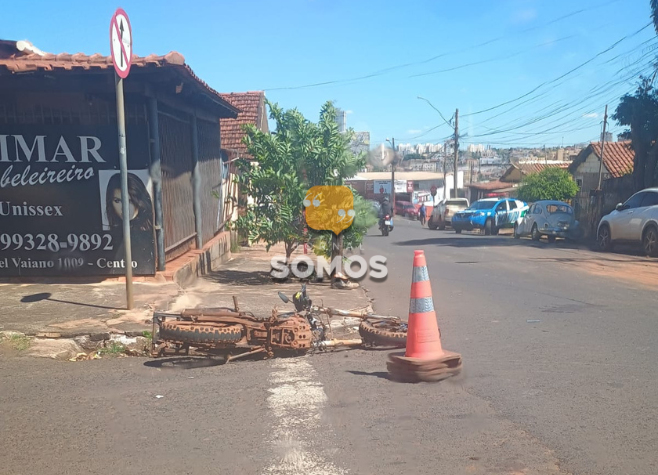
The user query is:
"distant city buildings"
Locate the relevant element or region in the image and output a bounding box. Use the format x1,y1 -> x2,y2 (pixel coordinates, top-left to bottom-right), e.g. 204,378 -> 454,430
397,142 -> 443,156
467,144 -> 486,154
333,108 -> 370,156
335,108 -> 347,133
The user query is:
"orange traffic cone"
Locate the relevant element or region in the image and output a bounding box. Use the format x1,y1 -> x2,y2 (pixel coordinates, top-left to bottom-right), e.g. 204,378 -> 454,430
387,250 -> 462,383
405,250 -> 445,360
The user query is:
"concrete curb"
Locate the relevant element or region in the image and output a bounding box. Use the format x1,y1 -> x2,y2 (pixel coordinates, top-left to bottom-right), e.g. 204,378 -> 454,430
1,330 -> 151,361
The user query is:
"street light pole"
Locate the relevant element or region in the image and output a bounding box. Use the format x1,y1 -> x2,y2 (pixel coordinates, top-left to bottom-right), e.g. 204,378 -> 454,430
454,109 -> 459,199
387,138 -> 396,211
391,137 -> 396,211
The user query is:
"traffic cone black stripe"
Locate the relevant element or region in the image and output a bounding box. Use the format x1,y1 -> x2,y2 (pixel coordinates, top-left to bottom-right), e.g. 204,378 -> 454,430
409,296 -> 434,314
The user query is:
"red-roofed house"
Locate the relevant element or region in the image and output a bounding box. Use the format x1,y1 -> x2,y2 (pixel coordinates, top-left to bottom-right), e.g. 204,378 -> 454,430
499,161 -> 571,184
218,92 -> 268,161
467,180 -> 518,202
568,141 -> 635,191
0,39 -> 239,281
216,92 -> 269,230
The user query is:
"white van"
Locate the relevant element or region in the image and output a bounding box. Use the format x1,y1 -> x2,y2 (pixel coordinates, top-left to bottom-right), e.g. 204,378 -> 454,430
428,198 -> 470,230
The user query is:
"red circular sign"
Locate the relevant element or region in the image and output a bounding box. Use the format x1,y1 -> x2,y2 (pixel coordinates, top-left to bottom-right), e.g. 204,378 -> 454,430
110,8 -> 133,79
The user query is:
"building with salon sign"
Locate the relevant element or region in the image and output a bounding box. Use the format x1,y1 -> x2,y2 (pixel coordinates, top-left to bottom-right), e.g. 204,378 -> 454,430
0,39 -> 250,278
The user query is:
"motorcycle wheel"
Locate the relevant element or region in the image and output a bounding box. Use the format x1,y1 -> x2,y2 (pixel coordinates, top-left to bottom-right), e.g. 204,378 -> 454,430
359,320 -> 407,348
159,321 -> 244,345
382,227 -> 389,236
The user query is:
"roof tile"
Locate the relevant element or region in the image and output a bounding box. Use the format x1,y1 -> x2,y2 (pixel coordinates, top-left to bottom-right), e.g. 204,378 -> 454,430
590,141 -> 634,178
516,162 -> 570,175
467,180 -> 511,191
219,92 -> 268,160
0,42 -> 237,117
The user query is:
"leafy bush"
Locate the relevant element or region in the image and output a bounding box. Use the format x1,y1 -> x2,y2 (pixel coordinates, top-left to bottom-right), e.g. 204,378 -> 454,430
517,168 -> 579,203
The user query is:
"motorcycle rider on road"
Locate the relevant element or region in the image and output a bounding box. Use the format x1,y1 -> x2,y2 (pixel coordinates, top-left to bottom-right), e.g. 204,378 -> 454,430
378,196 -> 393,229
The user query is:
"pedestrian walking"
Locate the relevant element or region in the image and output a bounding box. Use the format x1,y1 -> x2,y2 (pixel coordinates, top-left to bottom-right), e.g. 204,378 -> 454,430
419,203 -> 426,226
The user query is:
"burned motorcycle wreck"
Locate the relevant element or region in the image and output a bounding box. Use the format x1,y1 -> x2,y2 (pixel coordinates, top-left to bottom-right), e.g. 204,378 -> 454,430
150,284 -> 408,362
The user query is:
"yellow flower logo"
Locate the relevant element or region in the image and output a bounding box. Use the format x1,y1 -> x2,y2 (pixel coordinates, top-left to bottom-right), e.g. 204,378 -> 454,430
304,186 -> 355,235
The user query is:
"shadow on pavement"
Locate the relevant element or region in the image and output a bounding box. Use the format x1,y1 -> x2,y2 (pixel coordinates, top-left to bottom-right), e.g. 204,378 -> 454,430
392,235 -> 653,261
20,292 -> 118,310
392,236 -> 564,249
143,356 -> 227,370
0,276 -> 110,285
347,370 -> 392,380
202,269 -> 272,286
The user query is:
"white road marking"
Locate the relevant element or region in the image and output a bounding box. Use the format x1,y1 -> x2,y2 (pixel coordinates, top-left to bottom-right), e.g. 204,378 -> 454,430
265,357 -> 347,475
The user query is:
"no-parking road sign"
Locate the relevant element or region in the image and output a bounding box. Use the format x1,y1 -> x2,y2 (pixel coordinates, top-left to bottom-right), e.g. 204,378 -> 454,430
110,8 -> 132,78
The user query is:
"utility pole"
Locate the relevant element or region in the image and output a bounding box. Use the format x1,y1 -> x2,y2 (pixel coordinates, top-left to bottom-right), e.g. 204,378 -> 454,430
453,109 -> 459,198
591,104 -> 609,239
597,105 -> 609,190
391,137 -> 396,211
443,153 -> 447,200
387,138 -> 397,210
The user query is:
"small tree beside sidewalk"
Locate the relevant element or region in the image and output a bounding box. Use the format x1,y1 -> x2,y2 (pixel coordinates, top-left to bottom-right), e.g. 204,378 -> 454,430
232,99 -> 366,265
517,168 -> 579,203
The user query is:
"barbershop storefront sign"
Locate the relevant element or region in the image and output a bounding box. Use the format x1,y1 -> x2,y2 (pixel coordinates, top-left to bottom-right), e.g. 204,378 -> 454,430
0,125 -> 156,276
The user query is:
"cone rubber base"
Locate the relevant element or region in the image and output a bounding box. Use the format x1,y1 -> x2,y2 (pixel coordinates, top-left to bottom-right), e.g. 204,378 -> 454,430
387,350 -> 462,383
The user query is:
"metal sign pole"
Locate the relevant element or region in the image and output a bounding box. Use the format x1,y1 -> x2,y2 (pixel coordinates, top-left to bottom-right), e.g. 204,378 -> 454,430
115,72 -> 134,310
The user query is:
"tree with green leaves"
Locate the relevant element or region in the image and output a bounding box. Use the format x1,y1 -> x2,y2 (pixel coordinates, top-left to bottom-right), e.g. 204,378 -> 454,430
607,1 -> 658,192
517,168 -> 579,203
613,77 -> 658,191
233,99 -> 366,263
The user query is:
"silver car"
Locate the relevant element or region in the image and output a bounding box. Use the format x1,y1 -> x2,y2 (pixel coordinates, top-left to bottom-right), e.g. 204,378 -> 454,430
597,187 -> 658,257
515,200 -> 580,242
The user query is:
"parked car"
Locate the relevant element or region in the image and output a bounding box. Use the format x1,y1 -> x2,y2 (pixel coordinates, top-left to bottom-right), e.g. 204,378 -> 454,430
515,200 -> 580,242
395,201 -> 419,219
597,187 -> 658,257
428,198 -> 469,230
451,198 -> 528,235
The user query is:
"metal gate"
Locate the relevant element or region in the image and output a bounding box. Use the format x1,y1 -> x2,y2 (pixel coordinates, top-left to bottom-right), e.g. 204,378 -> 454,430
197,118 -> 223,244
158,105 -> 196,261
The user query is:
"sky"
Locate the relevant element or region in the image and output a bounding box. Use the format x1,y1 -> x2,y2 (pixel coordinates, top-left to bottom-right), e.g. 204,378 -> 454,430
2,0 -> 656,150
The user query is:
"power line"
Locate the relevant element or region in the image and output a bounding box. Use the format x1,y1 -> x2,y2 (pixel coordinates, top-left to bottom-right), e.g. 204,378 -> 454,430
470,41 -> 657,131
417,97 -> 453,127
463,49 -> 656,138
408,30 -> 654,147
477,37 -> 658,129
262,0 -> 625,91
461,22 -> 652,119
409,35 -> 576,79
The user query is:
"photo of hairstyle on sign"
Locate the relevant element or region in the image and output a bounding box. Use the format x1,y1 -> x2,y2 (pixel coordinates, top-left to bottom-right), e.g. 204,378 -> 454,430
98,170 -> 155,275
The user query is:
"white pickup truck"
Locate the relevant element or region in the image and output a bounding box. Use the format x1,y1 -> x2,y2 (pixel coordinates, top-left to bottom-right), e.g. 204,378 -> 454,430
428,198 -> 470,230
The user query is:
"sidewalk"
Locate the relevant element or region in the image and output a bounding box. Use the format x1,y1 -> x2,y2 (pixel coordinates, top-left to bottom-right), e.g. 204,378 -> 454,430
0,242 -> 374,357
0,280 -> 181,336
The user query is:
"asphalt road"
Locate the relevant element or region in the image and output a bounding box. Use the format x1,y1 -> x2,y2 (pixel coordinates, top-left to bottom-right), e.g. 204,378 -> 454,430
2,219 -> 657,475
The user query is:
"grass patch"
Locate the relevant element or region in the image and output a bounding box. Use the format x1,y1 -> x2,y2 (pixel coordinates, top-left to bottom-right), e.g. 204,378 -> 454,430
9,334 -> 31,351
98,341 -> 126,356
